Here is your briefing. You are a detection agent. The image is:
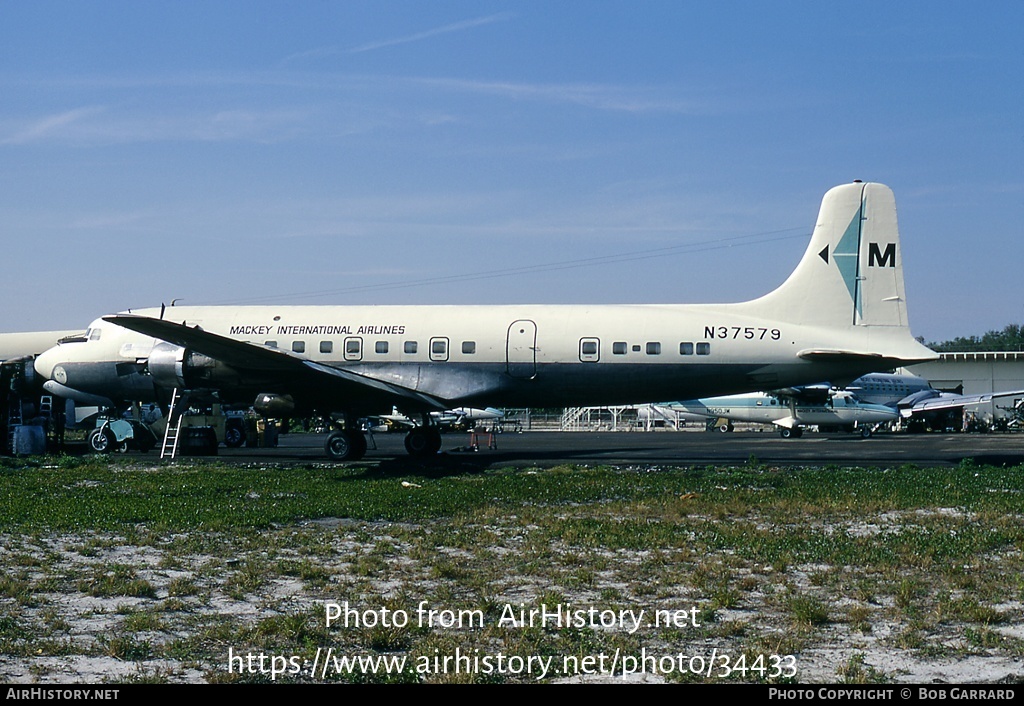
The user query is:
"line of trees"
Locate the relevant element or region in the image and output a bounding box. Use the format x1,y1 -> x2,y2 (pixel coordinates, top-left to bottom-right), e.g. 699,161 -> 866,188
926,324 -> 1024,352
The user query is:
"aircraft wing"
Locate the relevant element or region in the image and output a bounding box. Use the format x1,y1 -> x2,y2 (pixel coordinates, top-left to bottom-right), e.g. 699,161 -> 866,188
767,384 -> 831,405
897,389 -> 1024,417
103,315 -> 447,412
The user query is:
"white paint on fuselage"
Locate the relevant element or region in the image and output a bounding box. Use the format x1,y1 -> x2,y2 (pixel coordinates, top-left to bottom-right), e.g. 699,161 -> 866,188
34,301 -> 932,412
0,330 -> 81,363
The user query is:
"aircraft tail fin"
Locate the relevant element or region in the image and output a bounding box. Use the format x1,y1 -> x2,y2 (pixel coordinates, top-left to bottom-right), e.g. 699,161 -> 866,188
747,181 -> 912,329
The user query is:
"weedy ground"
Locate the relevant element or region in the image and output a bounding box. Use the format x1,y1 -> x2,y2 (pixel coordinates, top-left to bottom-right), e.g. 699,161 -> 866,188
1,454 -> 1023,684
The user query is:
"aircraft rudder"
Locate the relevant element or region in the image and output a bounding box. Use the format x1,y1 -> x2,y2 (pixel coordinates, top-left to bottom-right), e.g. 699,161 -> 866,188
745,181 -> 911,330
856,182 -> 908,328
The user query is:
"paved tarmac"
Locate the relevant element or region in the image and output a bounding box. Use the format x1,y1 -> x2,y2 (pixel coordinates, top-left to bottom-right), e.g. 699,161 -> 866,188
203,429 -> 1024,469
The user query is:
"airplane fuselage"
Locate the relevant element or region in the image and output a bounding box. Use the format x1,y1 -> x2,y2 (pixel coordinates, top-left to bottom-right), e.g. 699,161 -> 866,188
35,302 -> 920,415
672,391 -> 897,429
844,373 -> 932,407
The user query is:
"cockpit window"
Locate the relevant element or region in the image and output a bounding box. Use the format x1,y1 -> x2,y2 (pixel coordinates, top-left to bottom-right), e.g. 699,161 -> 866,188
87,328 -> 102,341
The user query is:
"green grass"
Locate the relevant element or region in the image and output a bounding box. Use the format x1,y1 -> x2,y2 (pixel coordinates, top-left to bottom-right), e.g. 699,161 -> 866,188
3,456 -> 1024,683
3,457 -> 1023,534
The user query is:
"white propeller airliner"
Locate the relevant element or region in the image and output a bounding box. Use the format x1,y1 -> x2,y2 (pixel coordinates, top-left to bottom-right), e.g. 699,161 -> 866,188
34,181 -> 937,460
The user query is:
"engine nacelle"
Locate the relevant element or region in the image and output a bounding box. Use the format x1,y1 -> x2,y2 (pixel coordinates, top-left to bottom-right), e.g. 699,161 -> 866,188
147,342 -> 242,390
254,393 -> 296,417
147,342 -> 187,389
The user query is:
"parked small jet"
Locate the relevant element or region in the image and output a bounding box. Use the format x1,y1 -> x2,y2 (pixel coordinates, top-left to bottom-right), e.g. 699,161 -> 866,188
668,390 -> 899,437
33,181 -> 937,460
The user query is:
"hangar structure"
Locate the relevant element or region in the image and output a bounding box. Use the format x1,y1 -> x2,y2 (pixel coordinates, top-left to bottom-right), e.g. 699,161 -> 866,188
907,351 -> 1024,423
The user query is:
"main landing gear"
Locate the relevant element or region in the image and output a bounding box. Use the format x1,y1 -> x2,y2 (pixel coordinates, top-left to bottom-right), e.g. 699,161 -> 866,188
404,425 -> 442,457
325,427 -> 368,462
323,415 -> 442,462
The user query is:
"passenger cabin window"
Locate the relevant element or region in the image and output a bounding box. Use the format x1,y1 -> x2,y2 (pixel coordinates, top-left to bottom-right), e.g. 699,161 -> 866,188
375,341 -> 389,354
430,337 -> 449,362
696,342 -> 711,355
632,345 -> 641,352
462,341 -> 476,354
265,340 -> 278,348
404,341 -> 418,354
292,341 -> 305,353
612,341 -> 627,355
579,338 -> 600,362
646,342 -> 661,355
320,341 -> 333,354
344,337 -> 363,361
679,342 -> 694,355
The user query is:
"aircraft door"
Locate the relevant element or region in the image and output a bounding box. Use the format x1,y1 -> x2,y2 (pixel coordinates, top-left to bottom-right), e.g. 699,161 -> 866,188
506,320 -> 537,379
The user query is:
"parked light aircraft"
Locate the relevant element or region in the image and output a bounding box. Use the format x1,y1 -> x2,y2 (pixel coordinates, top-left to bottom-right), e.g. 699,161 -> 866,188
763,371 -> 1024,432
33,181 -> 937,460
668,390 -> 899,438
673,371 -> 1024,436
842,371 -> 1024,431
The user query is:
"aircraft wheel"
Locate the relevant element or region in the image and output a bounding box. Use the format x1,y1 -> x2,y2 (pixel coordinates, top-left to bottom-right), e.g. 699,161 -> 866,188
325,430 -> 367,462
88,428 -> 115,454
779,428 -> 803,439
224,424 -> 246,448
860,426 -> 873,438
405,427 -> 442,457
718,423 -> 734,433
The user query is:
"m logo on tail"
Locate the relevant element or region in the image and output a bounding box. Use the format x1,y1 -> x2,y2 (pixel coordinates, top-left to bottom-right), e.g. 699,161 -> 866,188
868,242 -> 896,268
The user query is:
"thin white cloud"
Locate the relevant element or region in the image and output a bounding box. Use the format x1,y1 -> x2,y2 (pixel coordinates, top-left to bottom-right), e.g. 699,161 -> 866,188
1,106 -> 105,145
347,12 -> 514,54
278,47 -> 344,67
411,77 -> 712,114
278,12 -> 514,66
1,104 -> 315,146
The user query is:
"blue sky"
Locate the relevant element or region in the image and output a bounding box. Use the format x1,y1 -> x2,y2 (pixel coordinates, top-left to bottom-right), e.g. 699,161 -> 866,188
2,1 -> 1021,343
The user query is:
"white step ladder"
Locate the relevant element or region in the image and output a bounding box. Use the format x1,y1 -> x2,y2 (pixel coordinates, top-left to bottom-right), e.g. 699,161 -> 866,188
160,389 -> 187,459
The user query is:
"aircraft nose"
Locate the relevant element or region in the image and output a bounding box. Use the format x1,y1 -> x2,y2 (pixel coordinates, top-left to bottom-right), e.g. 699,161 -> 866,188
34,345 -> 65,382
